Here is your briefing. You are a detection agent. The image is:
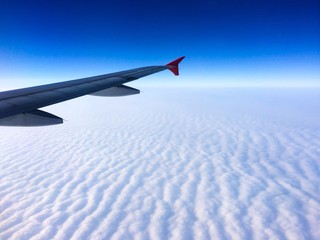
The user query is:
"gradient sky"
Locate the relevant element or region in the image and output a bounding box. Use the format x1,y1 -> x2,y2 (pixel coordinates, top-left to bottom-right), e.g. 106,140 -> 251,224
0,0 -> 319,88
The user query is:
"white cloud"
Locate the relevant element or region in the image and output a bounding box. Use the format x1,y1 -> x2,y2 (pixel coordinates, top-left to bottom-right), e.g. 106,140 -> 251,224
0,88 -> 319,239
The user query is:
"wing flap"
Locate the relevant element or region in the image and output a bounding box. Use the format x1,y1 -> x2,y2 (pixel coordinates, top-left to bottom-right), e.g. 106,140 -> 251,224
4,96 -> 39,106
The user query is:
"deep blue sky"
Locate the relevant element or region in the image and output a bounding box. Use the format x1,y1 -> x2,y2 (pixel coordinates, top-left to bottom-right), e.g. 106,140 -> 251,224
0,0 -> 319,87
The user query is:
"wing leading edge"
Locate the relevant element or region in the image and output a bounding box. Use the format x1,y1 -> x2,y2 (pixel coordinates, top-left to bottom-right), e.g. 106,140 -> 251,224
0,56 -> 185,126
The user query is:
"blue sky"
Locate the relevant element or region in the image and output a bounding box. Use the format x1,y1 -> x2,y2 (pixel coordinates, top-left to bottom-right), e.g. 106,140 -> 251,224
0,0 -> 319,88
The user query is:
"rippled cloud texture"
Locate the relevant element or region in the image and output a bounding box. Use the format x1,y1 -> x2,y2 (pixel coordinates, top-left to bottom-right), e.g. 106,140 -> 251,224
1,88 -> 320,239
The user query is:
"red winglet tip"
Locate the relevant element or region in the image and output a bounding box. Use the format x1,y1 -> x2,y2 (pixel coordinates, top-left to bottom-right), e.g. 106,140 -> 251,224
166,56 -> 185,76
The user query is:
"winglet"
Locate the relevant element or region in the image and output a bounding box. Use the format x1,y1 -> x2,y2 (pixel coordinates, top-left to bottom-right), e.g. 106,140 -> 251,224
166,56 -> 185,76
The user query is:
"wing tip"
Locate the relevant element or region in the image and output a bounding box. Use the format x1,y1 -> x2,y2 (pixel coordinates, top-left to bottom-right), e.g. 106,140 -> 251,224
166,56 -> 185,76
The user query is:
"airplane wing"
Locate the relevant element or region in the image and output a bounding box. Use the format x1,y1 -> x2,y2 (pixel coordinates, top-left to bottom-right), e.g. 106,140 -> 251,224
0,56 -> 185,126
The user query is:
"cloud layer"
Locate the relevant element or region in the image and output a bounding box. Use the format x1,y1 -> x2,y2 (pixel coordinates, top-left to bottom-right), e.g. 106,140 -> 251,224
0,88 -> 319,240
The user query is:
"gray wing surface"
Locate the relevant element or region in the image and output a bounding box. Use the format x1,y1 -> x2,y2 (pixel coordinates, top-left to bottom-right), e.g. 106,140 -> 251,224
0,57 -> 185,126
